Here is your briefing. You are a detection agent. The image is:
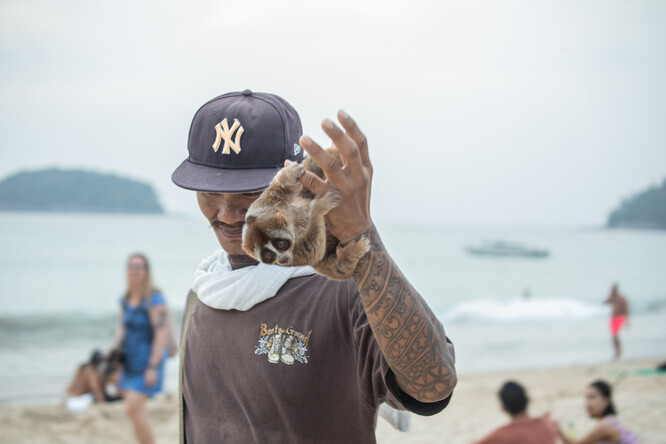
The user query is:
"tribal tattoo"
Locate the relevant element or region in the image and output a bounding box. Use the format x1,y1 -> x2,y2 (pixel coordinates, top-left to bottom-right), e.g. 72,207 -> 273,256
353,226 -> 457,403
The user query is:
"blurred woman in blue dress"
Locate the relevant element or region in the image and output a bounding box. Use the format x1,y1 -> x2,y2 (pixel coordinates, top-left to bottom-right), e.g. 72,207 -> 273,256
114,253 -> 168,444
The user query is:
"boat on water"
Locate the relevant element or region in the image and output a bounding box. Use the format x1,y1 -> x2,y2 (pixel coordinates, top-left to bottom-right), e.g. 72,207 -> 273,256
466,240 -> 550,258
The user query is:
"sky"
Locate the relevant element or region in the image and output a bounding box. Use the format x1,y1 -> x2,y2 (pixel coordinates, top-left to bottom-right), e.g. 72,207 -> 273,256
1,0 -> 665,226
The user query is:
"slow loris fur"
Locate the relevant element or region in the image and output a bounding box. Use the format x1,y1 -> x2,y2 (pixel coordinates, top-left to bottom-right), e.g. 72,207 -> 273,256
242,147 -> 370,280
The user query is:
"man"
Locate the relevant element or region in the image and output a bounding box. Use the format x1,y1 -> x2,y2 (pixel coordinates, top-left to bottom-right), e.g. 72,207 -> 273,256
474,381 -> 557,444
604,283 -> 629,360
171,90 -> 456,443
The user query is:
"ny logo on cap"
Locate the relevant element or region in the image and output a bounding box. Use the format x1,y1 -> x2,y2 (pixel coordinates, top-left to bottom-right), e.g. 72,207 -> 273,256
212,118 -> 244,154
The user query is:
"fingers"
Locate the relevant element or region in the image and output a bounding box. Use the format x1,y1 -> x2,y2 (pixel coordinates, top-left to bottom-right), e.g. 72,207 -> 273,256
299,110 -> 371,186
299,134 -> 345,183
321,117 -> 362,173
337,110 -> 370,167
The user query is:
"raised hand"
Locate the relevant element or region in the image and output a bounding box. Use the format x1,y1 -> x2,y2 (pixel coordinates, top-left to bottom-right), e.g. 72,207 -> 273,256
295,110 -> 373,244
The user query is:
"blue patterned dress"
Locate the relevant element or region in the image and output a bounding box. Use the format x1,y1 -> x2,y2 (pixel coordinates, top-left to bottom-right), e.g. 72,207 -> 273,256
119,292 -> 167,397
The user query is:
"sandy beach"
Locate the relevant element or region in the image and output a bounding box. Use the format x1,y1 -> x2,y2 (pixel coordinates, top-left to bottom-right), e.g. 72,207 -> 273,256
1,359 -> 663,443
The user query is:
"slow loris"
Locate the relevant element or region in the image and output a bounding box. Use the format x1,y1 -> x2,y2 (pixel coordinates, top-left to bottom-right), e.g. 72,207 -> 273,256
242,147 -> 370,280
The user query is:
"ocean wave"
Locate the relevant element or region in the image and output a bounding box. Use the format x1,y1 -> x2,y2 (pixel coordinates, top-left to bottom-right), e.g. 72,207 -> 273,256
440,298 -> 610,323
0,297 -> 663,331
0,310 -> 185,330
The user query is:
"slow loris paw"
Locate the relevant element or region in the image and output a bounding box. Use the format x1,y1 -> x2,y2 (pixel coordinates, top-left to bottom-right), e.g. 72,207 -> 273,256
337,236 -> 371,264
314,235 -> 371,280
275,162 -> 305,188
310,191 -> 340,216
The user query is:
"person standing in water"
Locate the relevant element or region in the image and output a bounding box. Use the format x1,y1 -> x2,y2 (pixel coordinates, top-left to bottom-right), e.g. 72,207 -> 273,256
604,284 -> 629,360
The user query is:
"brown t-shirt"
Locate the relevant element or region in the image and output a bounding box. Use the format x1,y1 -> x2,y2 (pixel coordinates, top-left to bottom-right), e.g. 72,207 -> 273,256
473,417 -> 558,444
182,274 -> 453,443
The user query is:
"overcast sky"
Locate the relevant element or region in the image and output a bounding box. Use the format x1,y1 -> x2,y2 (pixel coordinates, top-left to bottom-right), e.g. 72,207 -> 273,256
1,0 -> 664,226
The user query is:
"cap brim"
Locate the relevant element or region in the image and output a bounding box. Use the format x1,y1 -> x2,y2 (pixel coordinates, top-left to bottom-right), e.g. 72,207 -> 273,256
171,159 -> 280,193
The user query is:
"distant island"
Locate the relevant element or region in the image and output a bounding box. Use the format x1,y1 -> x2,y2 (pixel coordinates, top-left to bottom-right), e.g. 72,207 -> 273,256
607,178 -> 666,230
0,168 -> 164,214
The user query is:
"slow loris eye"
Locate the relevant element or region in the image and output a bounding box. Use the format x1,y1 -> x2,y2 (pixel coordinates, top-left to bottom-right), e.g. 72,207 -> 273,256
261,249 -> 276,263
273,239 -> 290,252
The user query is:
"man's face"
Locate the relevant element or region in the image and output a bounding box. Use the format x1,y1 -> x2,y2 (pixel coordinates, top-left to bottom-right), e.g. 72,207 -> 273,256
197,191 -> 263,256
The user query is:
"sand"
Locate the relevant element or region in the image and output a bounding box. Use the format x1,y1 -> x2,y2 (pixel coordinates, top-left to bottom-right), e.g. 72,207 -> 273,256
1,359 -> 663,443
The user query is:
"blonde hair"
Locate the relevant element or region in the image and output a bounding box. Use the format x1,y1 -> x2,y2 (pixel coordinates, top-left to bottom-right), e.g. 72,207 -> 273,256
124,253 -> 160,301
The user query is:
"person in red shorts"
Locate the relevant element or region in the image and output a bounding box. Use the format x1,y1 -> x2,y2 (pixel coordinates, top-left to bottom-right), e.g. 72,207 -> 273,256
604,283 -> 629,360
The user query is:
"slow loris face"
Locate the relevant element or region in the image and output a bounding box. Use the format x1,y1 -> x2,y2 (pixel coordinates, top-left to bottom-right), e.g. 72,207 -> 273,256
242,212 -> 295,265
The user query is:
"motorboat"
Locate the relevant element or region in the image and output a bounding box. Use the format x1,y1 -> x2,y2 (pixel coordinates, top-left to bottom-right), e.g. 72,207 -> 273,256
466,240 -> 550,258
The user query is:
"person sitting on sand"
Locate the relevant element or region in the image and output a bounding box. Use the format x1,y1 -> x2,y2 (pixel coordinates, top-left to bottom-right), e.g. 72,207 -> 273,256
473,381 -> 557,444
66,349 -> 108,402
64,349 -> 120,412
557,380 -> 639,444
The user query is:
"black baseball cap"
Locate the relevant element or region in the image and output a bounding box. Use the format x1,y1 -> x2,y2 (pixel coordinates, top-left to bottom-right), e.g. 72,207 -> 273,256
172,90 -> 303,193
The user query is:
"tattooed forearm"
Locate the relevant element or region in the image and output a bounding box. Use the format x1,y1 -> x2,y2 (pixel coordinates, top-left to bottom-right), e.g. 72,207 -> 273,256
354,226 -> 457,402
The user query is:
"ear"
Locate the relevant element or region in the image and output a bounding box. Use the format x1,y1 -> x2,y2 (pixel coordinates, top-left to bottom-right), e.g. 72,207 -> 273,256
246,215 -> 257,225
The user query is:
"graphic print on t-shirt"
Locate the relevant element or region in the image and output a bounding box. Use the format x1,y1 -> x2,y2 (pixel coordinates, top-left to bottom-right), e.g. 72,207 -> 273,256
254,323 -> 311,365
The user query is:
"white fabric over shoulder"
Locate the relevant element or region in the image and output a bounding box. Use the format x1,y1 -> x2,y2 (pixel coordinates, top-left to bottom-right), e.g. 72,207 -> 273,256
192,250 -> 315,311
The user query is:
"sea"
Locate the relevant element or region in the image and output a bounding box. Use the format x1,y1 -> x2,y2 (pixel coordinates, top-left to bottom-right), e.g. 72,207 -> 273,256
1,212 -> 665,405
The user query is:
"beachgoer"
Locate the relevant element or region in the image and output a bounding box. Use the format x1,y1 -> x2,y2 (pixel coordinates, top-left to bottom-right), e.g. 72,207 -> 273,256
556,380 -> 639,444
604,284 -> 629,360
113,253 -> 169,444
64,349 -> 122,413
171,90 -> 457,442
65,350 -> 109,405
473,381 -> 557,444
